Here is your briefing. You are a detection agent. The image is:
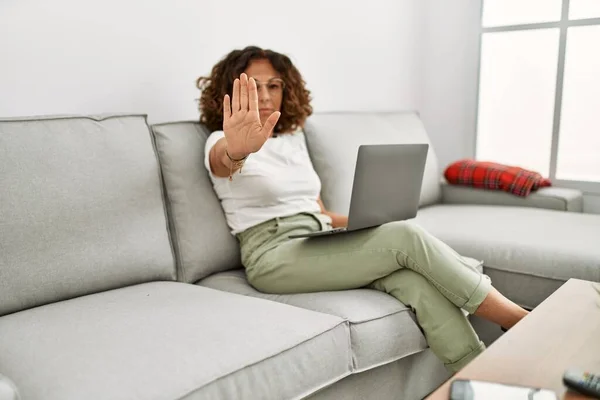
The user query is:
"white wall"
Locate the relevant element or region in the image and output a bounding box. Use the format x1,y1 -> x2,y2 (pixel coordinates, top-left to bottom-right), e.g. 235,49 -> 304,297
0,0 -> 423,124
418,0 -> 483,170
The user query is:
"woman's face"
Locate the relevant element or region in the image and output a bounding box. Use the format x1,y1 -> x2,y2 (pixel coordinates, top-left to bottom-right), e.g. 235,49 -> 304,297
243,59 -> 284,126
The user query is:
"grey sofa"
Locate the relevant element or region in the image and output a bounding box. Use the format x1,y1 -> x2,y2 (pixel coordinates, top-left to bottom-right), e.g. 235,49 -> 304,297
1,112 -> 598,400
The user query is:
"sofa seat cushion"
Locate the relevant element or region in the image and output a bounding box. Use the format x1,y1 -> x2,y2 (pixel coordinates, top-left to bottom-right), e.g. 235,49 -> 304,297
0,282 -> 350,400
199,265 -> 483,372
414,205 -> 600,307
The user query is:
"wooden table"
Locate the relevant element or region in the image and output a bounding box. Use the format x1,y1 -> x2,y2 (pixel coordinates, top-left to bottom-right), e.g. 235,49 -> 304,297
426,279 -> 600,400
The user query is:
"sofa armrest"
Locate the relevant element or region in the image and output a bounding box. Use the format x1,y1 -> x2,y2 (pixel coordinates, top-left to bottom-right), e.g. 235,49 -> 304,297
0,374 -> 20,400
440,183 -> 583,212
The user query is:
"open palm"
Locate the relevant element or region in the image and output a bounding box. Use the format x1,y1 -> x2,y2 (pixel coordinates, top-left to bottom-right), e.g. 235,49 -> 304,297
223,73 -> 280,158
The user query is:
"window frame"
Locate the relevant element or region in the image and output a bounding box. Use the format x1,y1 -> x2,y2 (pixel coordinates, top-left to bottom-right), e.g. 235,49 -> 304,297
475,0 -> 600,194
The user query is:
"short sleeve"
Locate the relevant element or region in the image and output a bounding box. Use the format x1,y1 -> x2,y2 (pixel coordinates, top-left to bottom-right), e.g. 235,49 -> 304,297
204,130 -> 226,177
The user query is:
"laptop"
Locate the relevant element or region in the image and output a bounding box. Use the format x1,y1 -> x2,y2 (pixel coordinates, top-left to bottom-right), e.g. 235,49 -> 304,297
289,143 -> 429,239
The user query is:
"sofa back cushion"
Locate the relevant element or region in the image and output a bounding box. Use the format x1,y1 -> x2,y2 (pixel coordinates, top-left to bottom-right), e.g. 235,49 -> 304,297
304,112 -> 442,214
0,114 -> 175,316
151,121 -> 240,283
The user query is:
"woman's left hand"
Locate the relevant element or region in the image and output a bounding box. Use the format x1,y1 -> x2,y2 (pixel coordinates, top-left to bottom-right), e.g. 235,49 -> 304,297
317,197 -> 348,228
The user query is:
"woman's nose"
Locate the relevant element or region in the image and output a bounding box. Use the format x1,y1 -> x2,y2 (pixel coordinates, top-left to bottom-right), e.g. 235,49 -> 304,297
257,85 -> 271,102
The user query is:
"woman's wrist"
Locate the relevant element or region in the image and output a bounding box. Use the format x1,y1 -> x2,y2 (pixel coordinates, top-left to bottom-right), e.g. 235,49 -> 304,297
223,138 -> 249,161
323,211 -> 348,228
215,139 -> 249,180
225,147 -> 249,162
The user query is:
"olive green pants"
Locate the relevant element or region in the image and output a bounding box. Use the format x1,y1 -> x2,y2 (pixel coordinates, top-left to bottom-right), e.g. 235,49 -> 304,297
237,213 -> 491,372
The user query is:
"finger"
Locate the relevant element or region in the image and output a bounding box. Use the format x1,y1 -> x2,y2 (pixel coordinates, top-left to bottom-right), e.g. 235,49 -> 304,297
240,73 -> 249,110
248,77 -> 258,112
261,111 -> 281,138
223,94 -> 231,123
231,78 -> 240,112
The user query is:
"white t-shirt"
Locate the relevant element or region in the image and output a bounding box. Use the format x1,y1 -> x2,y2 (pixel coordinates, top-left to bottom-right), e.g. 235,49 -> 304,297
204,130 -> 330,235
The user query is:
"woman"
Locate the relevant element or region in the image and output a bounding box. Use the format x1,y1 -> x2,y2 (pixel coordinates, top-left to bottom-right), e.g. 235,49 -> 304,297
197,46 -> 528,372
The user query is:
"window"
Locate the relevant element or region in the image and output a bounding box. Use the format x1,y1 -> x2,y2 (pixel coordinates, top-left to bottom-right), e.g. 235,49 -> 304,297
557,25 -> 600,182
476,0 -> 600,192
482,0 -> 562,27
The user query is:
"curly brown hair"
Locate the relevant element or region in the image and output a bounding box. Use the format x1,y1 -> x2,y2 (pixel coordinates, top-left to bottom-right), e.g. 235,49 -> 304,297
197,46 -> 313,133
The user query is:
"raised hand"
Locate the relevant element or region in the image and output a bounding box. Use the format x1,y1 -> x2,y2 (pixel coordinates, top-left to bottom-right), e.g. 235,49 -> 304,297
223,73 -> 281,159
